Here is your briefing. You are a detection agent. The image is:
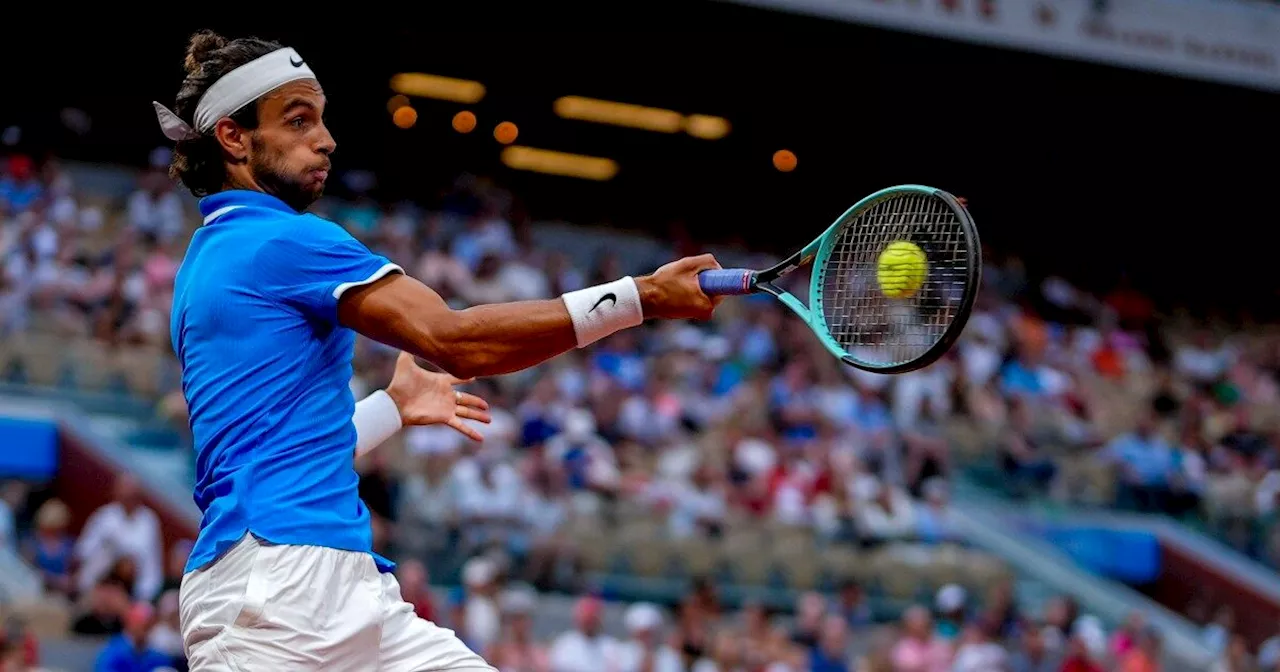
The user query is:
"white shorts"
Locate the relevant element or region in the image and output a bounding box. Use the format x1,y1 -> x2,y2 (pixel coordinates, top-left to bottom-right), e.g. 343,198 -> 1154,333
179,534 -> 495,672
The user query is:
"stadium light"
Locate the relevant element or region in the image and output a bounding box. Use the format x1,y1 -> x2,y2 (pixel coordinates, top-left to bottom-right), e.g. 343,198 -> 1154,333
390,73 -> 486,104
554,96 -> 683,133
501,146 -> 619,181
553,96 -> 731,140
684,114 -> 731,140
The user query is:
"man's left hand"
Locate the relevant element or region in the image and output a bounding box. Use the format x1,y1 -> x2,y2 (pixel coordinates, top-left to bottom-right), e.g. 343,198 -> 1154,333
386,352 -> 491,441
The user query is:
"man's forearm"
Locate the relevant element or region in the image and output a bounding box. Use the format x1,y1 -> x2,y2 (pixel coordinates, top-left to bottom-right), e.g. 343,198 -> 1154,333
340,273 -> 654,379
438,275 -> 653,376
426,298 -> 580,377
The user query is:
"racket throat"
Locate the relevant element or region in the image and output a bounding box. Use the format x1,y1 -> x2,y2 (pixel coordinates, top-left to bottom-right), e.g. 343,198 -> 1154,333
755,280 -> 786,297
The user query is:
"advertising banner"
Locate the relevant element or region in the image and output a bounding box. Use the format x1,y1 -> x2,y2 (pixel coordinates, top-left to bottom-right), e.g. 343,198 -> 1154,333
725,0 -> 1280,91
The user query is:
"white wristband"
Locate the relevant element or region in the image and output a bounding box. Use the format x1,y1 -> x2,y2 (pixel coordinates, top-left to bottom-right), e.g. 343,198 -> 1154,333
561,276 -> 644,348
353,389 -> 403,457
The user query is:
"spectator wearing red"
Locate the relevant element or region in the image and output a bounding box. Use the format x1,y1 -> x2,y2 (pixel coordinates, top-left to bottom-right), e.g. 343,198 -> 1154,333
396,559 -> 436,623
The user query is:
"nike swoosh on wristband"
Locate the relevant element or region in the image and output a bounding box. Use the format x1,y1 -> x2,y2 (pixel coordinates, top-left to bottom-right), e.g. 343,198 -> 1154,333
589,293 -> 617,312
290,56 -> 305,67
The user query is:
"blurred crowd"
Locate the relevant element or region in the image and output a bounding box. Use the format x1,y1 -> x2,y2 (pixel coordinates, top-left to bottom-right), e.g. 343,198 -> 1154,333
3,148 -> 1280,671
9,472 -> 1280,672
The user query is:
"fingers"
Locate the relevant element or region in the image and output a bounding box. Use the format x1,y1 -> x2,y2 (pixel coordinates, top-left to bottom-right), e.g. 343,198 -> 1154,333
447,417 -> 486,442
684,253 -> 722,273
447,376 -> 476,387
455,405 -> 492,424
455,391 -> 490,411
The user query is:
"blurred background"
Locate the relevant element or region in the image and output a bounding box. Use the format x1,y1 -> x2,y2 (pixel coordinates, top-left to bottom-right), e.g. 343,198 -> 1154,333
1,1 -> 1279,670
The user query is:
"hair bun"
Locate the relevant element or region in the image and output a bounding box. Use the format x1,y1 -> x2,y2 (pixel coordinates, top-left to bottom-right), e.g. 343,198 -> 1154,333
183,30 -> 228,75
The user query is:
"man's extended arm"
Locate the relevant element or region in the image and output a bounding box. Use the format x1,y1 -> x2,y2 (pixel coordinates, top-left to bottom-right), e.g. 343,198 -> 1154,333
337,255 -> 721,379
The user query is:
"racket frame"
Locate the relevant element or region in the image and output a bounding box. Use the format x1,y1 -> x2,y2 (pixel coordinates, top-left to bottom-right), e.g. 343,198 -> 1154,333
728,184 -> 982,374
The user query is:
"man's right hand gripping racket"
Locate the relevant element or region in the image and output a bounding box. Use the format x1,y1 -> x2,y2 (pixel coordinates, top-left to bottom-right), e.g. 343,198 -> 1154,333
699,185 -> 981,374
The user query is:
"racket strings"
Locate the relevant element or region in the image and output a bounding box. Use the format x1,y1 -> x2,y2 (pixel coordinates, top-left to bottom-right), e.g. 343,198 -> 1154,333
817,193 -> 971,369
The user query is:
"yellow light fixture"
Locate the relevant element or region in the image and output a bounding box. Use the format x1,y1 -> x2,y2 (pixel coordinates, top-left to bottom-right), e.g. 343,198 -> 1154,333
501,146 -> 619,181
553,96 -> 683,133
390,73 -> 486,104
684,114 -> 731,140
553,95 -> 731,140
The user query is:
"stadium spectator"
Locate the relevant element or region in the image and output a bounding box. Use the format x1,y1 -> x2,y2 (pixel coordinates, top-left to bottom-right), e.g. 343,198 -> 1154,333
92,602 -> 174,672
615,602 -> 683,672
1259,630 -> 1280,671
461,557 -> 503,655
933,584 -> 967,643
951,618 -> 1009,672
913,478 -> 960,543
485,587 -> 550,672
0,616 -> 40,672
74,475 -> 163,602
396,559 -> 438,623
1110,611 -> 1148,661
1105,413 -> 1178,513
1009,625 -> 1062,672
21,499 -> 75,598
809,614 -> 852,672
125,171 -> 185,245
1212,633 -> 1259,672
855,480 -> 916,540
145,590 -> 183,666
71,580 -> 129,636
833,580 -> 872,629
790,592 -> 827,649
999,397 -> 1059,496
548,596 -> 620,672
1060,633 -> 1106,672
889,605 -> 951,672
1117,627 -> 1163,672
0,155 -> 42,212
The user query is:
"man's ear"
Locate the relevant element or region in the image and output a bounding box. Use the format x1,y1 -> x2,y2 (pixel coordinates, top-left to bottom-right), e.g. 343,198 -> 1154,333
213,118 -> 249,162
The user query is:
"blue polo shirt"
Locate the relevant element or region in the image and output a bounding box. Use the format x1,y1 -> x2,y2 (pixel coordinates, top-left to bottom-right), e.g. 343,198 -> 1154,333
172,190 -> 402,574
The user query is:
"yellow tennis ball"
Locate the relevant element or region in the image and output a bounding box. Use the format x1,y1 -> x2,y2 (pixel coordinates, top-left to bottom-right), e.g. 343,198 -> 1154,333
877,241 -> 928,299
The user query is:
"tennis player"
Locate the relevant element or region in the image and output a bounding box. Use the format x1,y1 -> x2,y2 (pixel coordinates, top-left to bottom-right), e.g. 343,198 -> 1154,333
155,30 -> 722,672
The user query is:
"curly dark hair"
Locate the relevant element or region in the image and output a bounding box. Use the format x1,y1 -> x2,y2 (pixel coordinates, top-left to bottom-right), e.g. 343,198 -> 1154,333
166,30 -> 282,197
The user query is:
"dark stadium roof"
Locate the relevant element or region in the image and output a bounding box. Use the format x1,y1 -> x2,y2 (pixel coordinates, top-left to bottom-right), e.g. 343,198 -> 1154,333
3,3 -> 1278,309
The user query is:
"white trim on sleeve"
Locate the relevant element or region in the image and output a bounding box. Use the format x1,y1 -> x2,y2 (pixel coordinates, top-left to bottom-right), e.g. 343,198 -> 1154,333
332,263 -> 404,300
203,205 -> 245,225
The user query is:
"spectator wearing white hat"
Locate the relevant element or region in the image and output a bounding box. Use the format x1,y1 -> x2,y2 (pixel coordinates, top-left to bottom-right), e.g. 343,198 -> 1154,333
616,602 -> 684,672
486,587 -> 550,672
934,584 -> 967,643
462,557 -> 502,655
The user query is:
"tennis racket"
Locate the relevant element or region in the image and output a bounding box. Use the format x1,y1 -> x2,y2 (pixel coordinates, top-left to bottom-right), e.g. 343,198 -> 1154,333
698,184 -> 981,374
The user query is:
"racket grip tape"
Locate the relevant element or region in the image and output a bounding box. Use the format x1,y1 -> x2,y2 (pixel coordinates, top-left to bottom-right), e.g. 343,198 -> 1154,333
698,269 -> 755,296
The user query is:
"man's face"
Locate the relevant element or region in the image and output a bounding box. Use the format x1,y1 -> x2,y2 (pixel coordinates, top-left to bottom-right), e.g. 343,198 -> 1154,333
244,80 -> 334,210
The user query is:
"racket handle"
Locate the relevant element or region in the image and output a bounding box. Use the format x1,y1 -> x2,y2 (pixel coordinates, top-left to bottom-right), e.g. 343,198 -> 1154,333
698,269 -> 755,296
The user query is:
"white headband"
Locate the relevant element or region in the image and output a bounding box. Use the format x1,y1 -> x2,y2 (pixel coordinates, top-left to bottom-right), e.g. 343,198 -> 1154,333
153,47 -> 316,142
